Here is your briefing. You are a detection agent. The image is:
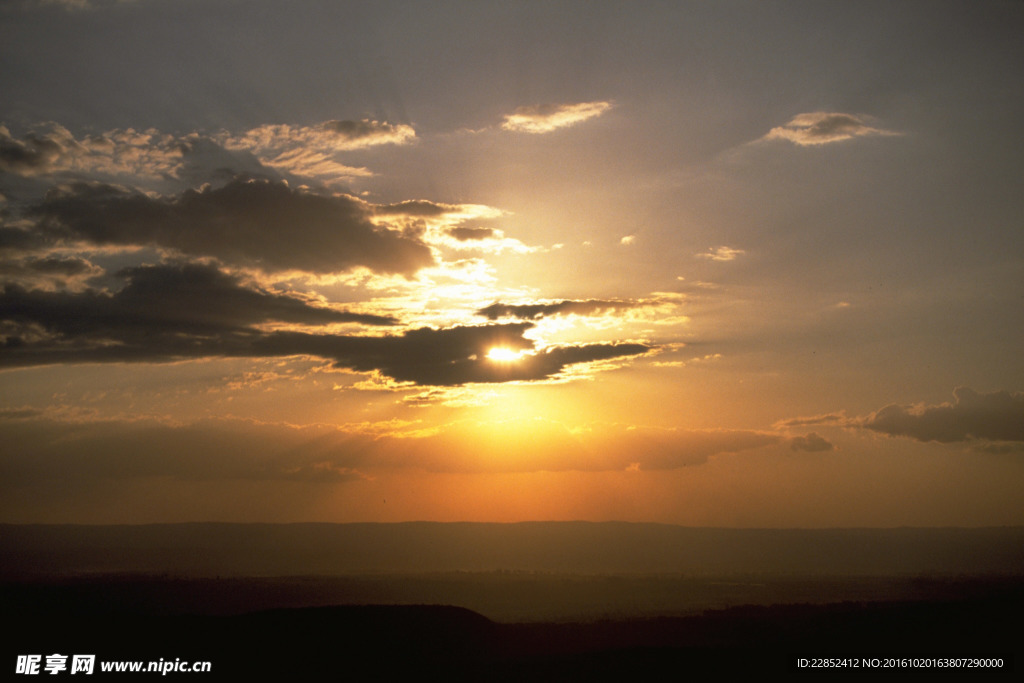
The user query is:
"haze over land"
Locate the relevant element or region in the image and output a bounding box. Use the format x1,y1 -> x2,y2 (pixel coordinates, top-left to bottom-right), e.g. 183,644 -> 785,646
2,1 -> 1023,529
4,523 -> 1022,626
5,523 -> 1023,578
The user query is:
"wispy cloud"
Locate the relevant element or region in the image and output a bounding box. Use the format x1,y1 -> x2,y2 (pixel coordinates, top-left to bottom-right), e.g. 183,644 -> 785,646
760,112 -> 900,146
775,413 -> 847,429
224,120 -> 415,153
696,246 -> 744,261
501,101 -> 612,134
220,120 -> 414,181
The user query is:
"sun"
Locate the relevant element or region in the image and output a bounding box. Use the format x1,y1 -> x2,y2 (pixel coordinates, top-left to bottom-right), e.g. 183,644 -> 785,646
486,347 -> 526,362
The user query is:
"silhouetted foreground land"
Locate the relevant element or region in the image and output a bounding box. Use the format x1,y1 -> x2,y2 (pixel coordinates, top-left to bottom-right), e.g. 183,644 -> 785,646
4,524 -> 1021,677
4,583 -> 1021,679
2,572 -> 1020,622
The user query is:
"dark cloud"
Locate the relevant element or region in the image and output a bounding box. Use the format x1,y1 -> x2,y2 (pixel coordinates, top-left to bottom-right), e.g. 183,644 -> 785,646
30,177 -> 434,275
0,274 -> 650,384
0,254 -> 103,290
318,119 -> 416,147
796,113 -> 864,139
374,200 -> 458,217
175,136 -> 273,189
477,299 -> 643,320
109,263 -> 397,328
0,407 -> 43,420
861,387 -> 1024,443
775,413 -> 846,428
3,261 -> 394,331
447,227 -> 495,241
0,128 -> 63,173
0,261 -> 397,365
259,325 -> 652,386
595,427 -> 782,470
0,228 -> 50,253
789,433 -> 834,452
23,256 -> 95,276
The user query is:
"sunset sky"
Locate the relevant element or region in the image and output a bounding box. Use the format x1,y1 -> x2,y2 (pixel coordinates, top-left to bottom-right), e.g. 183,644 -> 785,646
2,0 -> 1022,526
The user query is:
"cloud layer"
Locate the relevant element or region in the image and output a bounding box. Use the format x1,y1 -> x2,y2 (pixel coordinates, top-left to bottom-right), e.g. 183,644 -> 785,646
1,268 -> 651,384
1,115 -> 656,388
0,416 -> 779,483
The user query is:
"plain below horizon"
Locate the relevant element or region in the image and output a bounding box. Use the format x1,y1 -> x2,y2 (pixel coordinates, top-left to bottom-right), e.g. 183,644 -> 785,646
2,521 -> 1022,579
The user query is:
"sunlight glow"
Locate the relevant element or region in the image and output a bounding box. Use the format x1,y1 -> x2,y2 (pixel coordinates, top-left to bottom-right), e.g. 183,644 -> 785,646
487,347 -> 527,363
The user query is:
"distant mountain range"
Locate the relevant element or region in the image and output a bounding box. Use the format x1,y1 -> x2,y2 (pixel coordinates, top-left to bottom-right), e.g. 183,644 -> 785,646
3,522 -> 1023,578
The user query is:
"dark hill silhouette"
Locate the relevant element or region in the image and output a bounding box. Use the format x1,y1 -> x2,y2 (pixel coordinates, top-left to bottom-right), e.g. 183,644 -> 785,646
4,523 -> 1021,678
5,592 -> 1020,679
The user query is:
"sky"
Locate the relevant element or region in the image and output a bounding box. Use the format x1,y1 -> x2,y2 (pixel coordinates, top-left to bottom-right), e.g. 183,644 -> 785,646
1,0 -> 1022,526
